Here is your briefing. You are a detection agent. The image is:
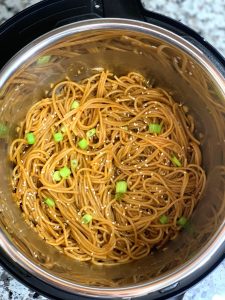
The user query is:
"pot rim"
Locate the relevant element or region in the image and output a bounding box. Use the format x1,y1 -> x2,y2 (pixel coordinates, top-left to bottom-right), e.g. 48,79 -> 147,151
0,18 -> 225,298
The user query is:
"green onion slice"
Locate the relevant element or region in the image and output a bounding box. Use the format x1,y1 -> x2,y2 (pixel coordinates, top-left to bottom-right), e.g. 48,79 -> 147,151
71,101 -> 80,110
86,128 -> 96,138
177,216 -> 188,227
82,214 -> 92,224
185,223 -> 194,235
0,123 -> 8,137
78,138 -> 89,150
26,132 -> 36,145
148,123 -> 162,134
44,198 -> 55,207
53,132 -> 63,142
53,171 -> 61,182
59,166 -> 71,178
37,55 -> 51,65
171,155 -> 182,167
116,181 -> 127,194
159,215 -> 168,224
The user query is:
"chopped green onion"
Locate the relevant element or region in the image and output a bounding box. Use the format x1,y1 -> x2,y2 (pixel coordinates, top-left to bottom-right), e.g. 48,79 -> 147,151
185,223 -> 194,235
44,198 -> 55,207
53,132 -> 63,142
116,181 -> 127,194
78,138 -> 89,150
71,101 -> 80,110
59,166 -> 71,178
148,123 -> 162,134
26,132 -> 36,145
86,128 -> 96,138
0,123 -> 8,137
61,125 -> 67,133
177,216 -> 188,227
82,214 -> 92,224
159,215 -> 168,224
115,193 -> 123,200
71,159 -> 78,169
171,155 -> 182,167
36,55 -> 51,65
53,171 -> 61,182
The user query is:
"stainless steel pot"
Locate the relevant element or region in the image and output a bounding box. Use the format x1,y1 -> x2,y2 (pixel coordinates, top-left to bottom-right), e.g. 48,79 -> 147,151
0,18 -> 225,299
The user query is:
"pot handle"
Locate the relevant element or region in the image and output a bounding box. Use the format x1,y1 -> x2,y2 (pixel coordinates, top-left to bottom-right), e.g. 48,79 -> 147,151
101,0 -> 145,21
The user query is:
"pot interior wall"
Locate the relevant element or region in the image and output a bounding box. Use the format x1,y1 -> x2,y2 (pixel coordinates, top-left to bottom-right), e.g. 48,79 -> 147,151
0,27 -> 225,288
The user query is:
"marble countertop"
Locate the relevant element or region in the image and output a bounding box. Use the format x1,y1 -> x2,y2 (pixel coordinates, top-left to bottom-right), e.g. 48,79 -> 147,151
0,0 -> 225,299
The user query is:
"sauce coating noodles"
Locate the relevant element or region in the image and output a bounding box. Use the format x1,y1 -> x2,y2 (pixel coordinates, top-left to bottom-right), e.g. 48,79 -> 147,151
9,71 -> 206,265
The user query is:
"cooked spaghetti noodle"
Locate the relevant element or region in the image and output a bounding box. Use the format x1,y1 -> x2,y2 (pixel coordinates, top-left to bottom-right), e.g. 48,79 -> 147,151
9,71 -> 206,265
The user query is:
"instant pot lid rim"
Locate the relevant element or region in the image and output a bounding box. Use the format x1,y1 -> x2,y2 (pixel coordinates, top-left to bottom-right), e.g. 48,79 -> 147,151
0,18 -> 225,298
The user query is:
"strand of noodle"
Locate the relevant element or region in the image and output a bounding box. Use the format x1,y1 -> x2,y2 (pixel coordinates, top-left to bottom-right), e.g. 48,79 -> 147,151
9,70 -> 206,265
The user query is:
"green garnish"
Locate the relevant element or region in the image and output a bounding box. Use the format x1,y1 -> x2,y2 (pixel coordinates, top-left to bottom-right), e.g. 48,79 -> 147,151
53,171 -> 61,182
44,198 -> 55,207
171,155 -> 182,167
82,214 -> 92,224
159,215 -> 168,224
59,166 -> 71,178
78,138 -> 89,150
148,123 -> 162,134
36,55 -> 51,65
116,181 -> 127,194
71,101 -> 80,110
71,159 -> 78,169
177,216 -> 188,227
86,128 -> 96,138
122,126 -> 128,131
185,223 -> 194,235
0,123 -> 8,137
26,132 -> 36,145
184,222 -> 196,236
53,132 -> 63,142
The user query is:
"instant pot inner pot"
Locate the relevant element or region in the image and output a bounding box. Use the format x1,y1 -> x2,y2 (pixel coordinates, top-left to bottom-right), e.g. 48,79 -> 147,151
0,25 -> 225,290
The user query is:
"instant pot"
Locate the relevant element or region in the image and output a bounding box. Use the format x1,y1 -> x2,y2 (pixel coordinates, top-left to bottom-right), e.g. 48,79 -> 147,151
0,0 -> 225,299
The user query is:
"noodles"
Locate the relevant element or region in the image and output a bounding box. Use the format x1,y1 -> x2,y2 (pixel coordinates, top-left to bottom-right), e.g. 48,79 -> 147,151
9,71 -> 206,265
